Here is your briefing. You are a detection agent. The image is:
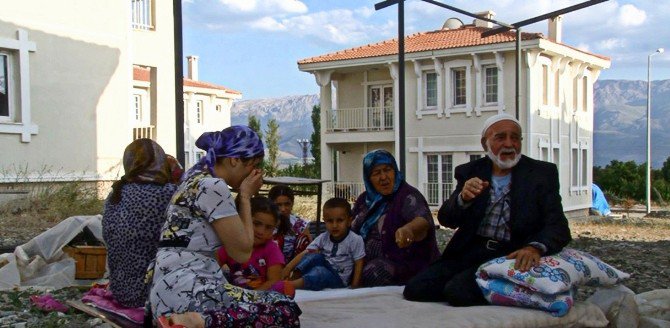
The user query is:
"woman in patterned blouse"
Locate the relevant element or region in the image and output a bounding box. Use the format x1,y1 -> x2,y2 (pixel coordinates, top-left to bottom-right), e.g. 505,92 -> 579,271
147,126 -> 301,328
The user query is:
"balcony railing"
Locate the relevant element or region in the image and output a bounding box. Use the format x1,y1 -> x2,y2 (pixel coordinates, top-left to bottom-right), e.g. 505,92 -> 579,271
326,107 -> 394,132
133,125 -> 155,140
423,182 -> 453,206
131,0 -> 154,30
326,182 -> 366,202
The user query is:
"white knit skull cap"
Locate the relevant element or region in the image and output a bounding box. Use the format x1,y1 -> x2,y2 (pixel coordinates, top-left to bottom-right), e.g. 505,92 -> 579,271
481,113 -> 521,137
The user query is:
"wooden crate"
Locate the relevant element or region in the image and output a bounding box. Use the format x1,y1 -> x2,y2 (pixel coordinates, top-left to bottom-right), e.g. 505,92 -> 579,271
63,245 -> 107,279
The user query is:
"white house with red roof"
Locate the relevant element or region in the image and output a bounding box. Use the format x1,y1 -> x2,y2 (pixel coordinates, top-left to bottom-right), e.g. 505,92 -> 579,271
298,13 -> 610,216
133,56 -> 241,169
0,1 -> 240,185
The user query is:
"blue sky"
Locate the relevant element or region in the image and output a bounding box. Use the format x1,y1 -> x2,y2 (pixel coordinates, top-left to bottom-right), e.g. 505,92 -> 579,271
183,0 -> 670,100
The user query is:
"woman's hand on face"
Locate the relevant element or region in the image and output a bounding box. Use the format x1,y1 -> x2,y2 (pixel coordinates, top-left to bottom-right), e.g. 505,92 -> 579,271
394,226 -> 415,248
239,168 -> 263,197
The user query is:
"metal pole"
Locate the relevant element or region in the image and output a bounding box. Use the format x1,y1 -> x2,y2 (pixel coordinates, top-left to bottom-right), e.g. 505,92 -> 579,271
398,0 -> 406,173
173,0 -> 185,166
647,53 -> 652,214
647,48 -> 665,214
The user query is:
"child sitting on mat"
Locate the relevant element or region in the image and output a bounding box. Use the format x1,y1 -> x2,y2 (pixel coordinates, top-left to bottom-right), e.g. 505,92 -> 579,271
283,197 -> 365,290
217,196 -> 292,296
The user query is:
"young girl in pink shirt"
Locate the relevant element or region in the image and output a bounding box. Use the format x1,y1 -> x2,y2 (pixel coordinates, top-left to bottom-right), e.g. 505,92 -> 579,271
217,196 -> 292,295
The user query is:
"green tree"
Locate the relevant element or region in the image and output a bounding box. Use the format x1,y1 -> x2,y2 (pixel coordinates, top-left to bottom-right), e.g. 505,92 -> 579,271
265,118 -> 280,177
594,160 -> 646,201
248,115 -> 263,141
662,156 -> 670,182
310,104 -> 321,177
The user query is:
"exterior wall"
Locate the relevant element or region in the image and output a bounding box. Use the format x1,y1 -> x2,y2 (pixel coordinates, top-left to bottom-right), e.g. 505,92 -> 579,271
131,0 -> 176,157
0,1 -> 129,181
0,0 -> 176,183
331,142 -> 394,182
335,72 -> 364,110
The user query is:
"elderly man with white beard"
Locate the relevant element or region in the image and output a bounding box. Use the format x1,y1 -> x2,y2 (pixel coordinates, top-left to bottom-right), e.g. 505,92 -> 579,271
403,113 -> 571,306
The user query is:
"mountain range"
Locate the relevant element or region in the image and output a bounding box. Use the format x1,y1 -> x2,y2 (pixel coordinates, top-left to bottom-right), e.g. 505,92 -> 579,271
231,79 -> 670,168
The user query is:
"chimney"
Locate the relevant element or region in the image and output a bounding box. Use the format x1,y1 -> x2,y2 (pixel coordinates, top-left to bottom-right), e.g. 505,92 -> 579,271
548,15 -> 563,43
474,10 -> 495,28
187,55 -> 199,81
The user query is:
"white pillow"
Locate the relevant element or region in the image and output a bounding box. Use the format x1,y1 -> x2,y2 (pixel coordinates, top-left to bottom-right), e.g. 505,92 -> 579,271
477,248 -> 629,295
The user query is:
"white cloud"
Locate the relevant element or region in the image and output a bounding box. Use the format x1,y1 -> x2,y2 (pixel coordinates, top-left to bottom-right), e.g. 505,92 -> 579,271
250,17 -> 287,31
598,38 -> 626,50
275,9 -> 384,45
354,6 -> 375,19
616,4 -> 646,27
218,0 -> 307,14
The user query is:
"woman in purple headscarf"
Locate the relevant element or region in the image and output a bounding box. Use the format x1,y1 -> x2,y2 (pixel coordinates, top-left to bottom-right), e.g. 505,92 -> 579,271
147,126 -> 301,328
351,149 -> 439,286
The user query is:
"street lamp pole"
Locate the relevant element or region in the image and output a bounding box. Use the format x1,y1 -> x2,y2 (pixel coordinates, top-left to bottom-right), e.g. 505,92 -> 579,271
647,48 -> 664,214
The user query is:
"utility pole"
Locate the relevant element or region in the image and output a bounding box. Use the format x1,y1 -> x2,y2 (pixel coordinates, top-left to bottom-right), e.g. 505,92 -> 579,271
297,139 -> 310,166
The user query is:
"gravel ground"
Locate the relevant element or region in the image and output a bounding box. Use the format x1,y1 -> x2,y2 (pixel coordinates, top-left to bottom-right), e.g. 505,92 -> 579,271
0,211 -> 668,327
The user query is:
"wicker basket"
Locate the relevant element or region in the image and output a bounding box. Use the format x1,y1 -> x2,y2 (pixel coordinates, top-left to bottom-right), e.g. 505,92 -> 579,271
63,245 -> 107,279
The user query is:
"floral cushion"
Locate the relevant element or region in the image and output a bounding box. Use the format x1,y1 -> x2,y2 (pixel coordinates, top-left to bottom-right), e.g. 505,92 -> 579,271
475,248 -> 629,317
478,248 -> 629,295
476,276 -> 575,317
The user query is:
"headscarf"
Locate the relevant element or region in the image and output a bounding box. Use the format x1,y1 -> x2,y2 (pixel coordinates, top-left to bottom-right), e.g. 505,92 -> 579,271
187,125 -> 265,177
358,149 -> 404,239
165,155 -> 184,184
109,138 -> 171,204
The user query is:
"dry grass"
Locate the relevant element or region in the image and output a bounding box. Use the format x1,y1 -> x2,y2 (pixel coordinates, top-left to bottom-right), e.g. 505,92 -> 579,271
0,181 -> 104,248
292,196 -> 319,220
570,217 -> 670,241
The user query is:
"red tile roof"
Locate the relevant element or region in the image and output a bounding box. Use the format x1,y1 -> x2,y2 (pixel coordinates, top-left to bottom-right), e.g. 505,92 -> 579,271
298,25 -> 606,64
184,78 -> 241,95
132,66 -> 241,95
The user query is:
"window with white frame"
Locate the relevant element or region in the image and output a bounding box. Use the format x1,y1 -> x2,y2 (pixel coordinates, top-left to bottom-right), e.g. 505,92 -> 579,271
195,100 -> 203,124
195,151 -> 205,162
581,76 -> 588,112
424,71 -> 437,108
554,71 -> 560,107
131,0 -> 154,30
581,148 -> 588,187
425,154 -> 453,206
133,94 -> 142,123
483,65 -> 498,104
0,30 -> 38,142
444,60 -> 472,113
540,144 -> 550,162
552,148 -> 560,167
184,151 -> 191,169
571,147 -> 579,187
570,140 -> 589,192
452,68 -> 467,106
539,139 -> 561,165
0,52 -> 10,119
469,154 -> 483,162
542,64 -> 549,106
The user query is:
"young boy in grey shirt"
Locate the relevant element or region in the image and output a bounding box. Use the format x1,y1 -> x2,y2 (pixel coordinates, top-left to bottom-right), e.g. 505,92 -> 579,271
283,197 -> 365,290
